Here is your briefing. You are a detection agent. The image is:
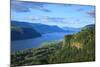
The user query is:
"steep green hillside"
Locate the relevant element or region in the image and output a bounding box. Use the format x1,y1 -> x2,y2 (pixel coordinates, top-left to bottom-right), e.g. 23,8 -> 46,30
11,25 -> 41,41
48,24 -> 95,63
11,24 -> 95,66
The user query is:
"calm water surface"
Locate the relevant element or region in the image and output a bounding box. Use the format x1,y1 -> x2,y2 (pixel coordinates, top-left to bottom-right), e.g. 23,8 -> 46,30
11,32 -> 74,52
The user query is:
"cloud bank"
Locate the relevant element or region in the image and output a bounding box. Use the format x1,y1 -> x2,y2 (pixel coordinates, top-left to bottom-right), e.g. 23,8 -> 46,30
11,0 -> 51,12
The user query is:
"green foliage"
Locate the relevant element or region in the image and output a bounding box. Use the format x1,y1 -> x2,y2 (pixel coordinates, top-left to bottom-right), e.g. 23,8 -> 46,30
11,25 -> 95,66
63,35 -> 73,46
47,26 -> 95,63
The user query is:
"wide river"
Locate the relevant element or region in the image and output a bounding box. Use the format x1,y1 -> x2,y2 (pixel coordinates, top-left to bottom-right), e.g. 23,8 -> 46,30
11,32 -> 74,52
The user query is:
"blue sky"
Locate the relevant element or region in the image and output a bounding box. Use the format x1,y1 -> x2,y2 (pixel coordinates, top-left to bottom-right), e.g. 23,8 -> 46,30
11,1 -> 95,28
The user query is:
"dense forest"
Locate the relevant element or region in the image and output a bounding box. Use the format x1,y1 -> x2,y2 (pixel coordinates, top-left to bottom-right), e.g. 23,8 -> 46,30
11,24 -> 95,66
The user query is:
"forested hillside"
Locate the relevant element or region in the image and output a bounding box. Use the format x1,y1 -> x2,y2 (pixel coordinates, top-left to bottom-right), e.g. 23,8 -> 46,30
11,25 -> 41,40
11,24 -> 95,66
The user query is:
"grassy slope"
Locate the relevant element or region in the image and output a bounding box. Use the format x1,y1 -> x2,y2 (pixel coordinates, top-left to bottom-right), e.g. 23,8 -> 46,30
11,25 -> 95,66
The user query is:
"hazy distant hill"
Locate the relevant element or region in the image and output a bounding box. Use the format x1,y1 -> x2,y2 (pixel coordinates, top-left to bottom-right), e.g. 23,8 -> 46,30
30,23 -> 69,34
62,27 -> 81,33
11,25 -> 41,41
83,24 -> 95,29
11,21 -> 71,34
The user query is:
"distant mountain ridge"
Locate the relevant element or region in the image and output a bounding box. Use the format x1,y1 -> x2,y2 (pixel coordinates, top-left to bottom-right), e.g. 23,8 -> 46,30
62,27 -> 81,33
84,24 -> 95,29
11,21 -> 71,34
11,25 -> 41,41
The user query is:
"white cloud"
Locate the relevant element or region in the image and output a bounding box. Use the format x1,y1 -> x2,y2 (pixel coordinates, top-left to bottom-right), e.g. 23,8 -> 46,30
11,0 -> 51,12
